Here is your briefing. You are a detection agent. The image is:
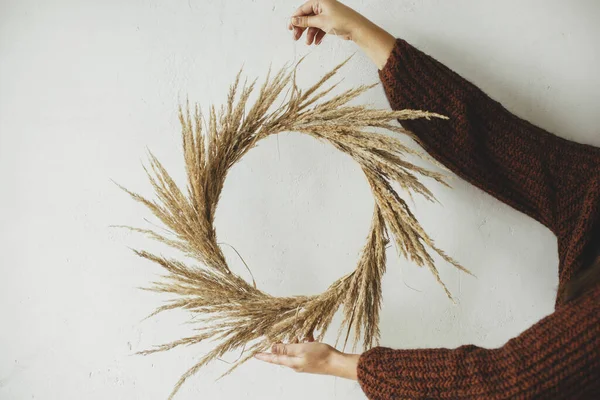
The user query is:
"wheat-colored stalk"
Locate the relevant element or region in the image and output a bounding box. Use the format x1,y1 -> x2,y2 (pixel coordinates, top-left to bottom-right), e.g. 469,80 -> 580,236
117,55 -> 471,399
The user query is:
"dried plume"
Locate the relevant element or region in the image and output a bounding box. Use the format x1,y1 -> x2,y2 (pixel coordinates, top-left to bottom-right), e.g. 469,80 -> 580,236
117,56 -> 471,399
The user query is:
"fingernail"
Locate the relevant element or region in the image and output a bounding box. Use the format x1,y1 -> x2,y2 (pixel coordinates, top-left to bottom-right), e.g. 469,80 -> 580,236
291,17 -> 300,25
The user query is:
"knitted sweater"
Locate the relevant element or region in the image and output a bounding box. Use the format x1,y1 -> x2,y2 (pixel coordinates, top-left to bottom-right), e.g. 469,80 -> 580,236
356,38 -> 600,399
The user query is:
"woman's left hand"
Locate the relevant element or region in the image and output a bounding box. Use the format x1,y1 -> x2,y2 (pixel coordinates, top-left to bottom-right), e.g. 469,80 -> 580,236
254,337 -> 360,380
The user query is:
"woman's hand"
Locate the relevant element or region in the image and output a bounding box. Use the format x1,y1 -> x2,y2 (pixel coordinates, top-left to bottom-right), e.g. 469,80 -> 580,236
288,0 -> 396,69
287,0 -> 366,44
254,337 -> 360,380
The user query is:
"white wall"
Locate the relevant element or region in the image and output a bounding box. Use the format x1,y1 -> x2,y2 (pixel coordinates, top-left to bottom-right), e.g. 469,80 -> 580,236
1,0 -> 599,399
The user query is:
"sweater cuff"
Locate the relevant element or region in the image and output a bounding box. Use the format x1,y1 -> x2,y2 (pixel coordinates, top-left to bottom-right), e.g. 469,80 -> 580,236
356,346 -> 387,398
377,38 -> 454,118
378,38 -> 415,98
357,346 -> 456,399
357,346 -> 414,399
379,38 -> 409,76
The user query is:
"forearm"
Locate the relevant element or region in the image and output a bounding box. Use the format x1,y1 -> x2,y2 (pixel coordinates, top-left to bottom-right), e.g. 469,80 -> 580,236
327,351 -> 360,380
351,17 -> 395,70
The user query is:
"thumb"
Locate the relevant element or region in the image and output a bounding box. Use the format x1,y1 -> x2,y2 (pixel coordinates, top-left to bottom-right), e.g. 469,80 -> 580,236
291,15 -> 323,29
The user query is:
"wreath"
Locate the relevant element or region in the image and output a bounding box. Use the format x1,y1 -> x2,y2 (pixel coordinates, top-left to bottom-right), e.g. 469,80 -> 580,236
117,56 -> 470,399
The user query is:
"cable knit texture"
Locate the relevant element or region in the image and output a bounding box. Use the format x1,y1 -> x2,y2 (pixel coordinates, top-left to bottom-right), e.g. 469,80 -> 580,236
357,38 -> 600,399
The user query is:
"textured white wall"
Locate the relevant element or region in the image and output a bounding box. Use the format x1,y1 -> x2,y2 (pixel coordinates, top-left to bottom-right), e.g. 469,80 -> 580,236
1,0 -> 599,399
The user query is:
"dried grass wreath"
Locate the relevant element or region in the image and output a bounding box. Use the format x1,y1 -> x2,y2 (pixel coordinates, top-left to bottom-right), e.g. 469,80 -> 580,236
117,56 -> 471,399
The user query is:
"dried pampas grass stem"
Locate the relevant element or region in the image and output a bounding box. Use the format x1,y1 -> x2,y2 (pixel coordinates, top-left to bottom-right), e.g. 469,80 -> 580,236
117,55 -> 470,399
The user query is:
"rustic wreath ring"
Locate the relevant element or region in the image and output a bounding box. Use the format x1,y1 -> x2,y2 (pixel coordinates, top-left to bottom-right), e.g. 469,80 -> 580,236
118,57 -> 470,399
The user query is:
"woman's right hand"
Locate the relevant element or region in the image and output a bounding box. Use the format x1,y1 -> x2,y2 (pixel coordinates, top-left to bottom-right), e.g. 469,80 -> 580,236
287,0 -> 367,45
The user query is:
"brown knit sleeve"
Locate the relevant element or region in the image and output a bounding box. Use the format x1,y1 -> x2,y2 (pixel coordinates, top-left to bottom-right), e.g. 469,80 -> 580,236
357,285 -> 600,399
378,38 -> 600,290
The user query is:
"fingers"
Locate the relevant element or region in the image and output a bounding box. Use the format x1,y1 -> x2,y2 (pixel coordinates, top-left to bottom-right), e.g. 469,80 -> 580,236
254,351 -> 298,368
265,342 -> 304,357
314,30 -> 326,45
289,0 -> 319,25
292,24 -> 326,44
287,1 -> 318,32
271,342 -> 286,354
293,0 -> 319,17
291,24 -> 306,40
255,343 -> 301,368
306,27 -> 319,45
291,15 -> 322,29
288,1 -> 325,43
273,342 -> 302,356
